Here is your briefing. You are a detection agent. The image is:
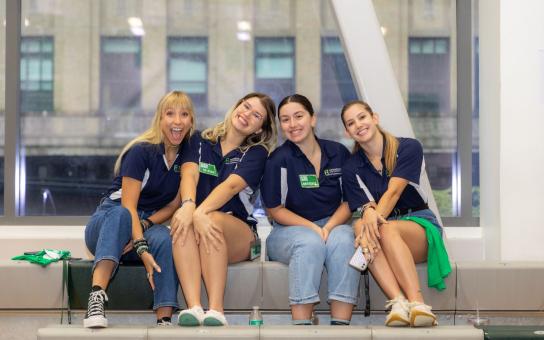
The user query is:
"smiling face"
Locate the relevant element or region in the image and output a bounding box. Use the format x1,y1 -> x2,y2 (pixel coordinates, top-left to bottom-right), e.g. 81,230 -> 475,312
160,106 -> 193,147
230,96 -> 267,136
278,102 -> 316,144
342,103 -> 380,145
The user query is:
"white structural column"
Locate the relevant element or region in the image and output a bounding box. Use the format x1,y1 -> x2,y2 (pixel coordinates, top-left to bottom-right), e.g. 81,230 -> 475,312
481,0 -> 544,261
330,0 -> 440,222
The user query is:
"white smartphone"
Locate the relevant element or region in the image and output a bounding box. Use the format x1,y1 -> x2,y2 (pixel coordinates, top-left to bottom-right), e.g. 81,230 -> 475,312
349,246 -> 368,271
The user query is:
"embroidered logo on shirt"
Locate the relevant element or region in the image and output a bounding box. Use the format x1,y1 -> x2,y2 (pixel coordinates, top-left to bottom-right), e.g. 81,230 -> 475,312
224,157 -> 241,165
173,165 -> 181,173
324,168 -> 342,176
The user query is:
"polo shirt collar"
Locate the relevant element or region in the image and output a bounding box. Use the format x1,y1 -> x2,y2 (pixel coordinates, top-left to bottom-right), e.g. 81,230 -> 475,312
356,137 -> 387,167
159,142 -> 184,155
286,136 -> 333,159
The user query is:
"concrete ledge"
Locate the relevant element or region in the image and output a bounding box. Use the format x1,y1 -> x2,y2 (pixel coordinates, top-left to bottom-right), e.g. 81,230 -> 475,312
456,262 -> 544,310
259,325 -> 371,339
37,325 -> 483,340
148,326 -> 259,339
37,324 -> 148,339
5,258 -> 544,313
371,325 -> 483,339
0,260 -> 63,309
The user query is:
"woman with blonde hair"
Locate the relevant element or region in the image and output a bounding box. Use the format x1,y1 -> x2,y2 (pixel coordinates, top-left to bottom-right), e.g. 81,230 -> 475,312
83,91 -> 195,328
341,100 -> 450,327
171,92 -> 277,326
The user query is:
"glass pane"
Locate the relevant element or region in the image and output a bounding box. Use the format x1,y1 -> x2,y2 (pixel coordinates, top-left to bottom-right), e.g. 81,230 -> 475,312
16,0 -> 360,216
170,58 -> 206,81
170,40 -> 207,53
373,0 -> 458,217
256,57 -> 294,79
0,0 -> 4,215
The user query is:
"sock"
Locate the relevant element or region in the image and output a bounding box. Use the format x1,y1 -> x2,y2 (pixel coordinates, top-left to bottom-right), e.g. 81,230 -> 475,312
91,285 -> 103,292
331,318 -> 350,325
292,319 -> 312,325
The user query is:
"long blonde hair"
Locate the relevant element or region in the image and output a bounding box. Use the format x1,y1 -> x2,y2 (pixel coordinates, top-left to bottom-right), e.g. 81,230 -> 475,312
341,100 -> 399,177
201,92 -> 277,153
114,91 -> 195,175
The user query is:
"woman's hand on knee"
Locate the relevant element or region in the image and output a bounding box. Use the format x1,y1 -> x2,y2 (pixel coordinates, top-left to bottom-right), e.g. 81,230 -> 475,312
361,209 -> 387,252
171,205 -> 195,245
193,210 -> 224,253
141,252 -> 161,291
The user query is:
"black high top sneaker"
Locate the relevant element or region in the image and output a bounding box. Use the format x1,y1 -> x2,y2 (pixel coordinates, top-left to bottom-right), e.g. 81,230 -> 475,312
83,286 -> 109,328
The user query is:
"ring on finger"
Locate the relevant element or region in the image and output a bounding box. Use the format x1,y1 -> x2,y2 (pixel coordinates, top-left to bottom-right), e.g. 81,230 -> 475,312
146,272 -> 151,279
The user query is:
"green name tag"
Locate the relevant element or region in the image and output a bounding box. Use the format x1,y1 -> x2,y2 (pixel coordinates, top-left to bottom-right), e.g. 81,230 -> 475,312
250,238 -> 261,261
299,174 -> 320,188
199,162 -> 218,177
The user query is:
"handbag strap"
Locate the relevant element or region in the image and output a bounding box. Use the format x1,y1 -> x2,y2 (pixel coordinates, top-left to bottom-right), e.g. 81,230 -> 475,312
60,259 -> 72,324
362,269 -> 370,316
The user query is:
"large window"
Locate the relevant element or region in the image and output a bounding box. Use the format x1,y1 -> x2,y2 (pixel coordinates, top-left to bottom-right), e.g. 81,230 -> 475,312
1,0 -> 478,224
321,37 -> 358,111
20,37 -> 53,113
254,38 -> 295,106
100,37 -> 142,112
168,37 -> 208,110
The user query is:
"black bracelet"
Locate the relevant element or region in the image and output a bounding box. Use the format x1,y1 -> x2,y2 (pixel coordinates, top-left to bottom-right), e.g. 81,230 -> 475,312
133,238 -> 149,257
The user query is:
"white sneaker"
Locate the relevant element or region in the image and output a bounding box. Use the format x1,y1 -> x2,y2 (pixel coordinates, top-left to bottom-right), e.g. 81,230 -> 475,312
409,302 -> 438,327
203,309 -> 228,326
178,306 -> 205,327
83,289 -> 108,328
384,295 -> 410,327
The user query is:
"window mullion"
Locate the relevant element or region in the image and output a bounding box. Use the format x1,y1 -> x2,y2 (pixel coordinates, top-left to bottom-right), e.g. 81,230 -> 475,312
456,0 -> 474,222
4,0 -> 22,220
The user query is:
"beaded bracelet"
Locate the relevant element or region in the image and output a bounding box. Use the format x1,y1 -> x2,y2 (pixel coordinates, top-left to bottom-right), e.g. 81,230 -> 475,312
133,238 -> 149,257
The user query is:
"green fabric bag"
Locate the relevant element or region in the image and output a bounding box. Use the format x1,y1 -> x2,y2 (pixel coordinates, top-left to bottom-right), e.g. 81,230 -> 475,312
12,249 -> 71,267
400,216 -> 452,291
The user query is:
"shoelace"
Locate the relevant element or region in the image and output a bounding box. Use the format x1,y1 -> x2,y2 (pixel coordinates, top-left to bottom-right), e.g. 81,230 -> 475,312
385,296 -> 408,311
86,290 -> 108,317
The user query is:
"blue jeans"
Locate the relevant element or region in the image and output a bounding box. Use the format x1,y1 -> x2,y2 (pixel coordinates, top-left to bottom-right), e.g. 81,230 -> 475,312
266,218 -> 360,305
84,198 -> 179,310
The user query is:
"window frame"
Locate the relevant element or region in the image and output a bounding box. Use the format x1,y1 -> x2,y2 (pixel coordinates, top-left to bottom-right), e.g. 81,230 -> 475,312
254,37 -> 296,105
20,36 -> 54,114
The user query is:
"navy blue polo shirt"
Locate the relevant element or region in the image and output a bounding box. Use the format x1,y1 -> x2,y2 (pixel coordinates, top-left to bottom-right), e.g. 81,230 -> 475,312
260,138 -> 350,222
342,137 -> 427,214
181,132 -> 268,228
107,142 -> 184,211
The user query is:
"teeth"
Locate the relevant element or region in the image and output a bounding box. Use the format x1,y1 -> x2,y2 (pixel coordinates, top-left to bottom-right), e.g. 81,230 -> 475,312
172,128 -> 182,132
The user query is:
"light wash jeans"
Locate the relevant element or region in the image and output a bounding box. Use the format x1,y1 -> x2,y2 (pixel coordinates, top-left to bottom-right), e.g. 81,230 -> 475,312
266,218 -> 360,305
84,198 -> 179,310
